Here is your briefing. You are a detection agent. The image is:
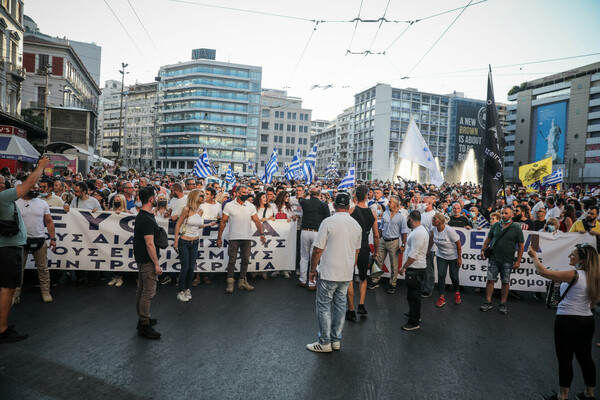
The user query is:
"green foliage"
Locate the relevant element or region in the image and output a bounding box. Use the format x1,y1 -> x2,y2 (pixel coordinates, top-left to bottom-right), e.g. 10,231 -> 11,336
21,109 -> 44,128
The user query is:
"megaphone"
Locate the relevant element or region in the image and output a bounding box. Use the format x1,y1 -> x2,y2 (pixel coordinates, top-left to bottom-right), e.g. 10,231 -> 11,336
369,255 -> 383,279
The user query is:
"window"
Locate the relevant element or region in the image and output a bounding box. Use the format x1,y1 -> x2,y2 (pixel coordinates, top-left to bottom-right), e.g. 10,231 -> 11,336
262,109 -> 270,117
278,148 -> 282,155
279,136 -> 283,143
302,150 -> 307,157
287,124 -> 291,131
291,137 -> 295,144
287,112 -> 292,119
291,125 -> 296,132
286,136 -> 290,144
261,122 -> 269,130
261,134 -> 268,142
260,147 -> 267,155
37,86 -> 46,107
292,113 -> 297,119
38,54 -> 49,70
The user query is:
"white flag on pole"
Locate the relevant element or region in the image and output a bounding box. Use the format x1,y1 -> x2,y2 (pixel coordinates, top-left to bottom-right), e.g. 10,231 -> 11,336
398,119 -> 444,187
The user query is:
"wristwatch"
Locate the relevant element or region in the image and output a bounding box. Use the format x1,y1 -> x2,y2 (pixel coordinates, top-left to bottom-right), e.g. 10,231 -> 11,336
50,238 -> 57,241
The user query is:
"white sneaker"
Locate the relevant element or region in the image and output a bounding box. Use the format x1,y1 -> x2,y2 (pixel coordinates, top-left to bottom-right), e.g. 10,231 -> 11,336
331,341 -> 340,351
115,277 -> 123,287
271,271 -> 280,277
283,271 -> 291,279
177,291 -> 189,302
185,289 -> 192,300
107,277 -> 118,286
306,342 -> 332,353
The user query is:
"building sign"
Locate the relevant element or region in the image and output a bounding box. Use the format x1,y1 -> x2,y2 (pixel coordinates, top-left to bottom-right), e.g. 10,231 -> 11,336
0,125 -> 27,138
532,101 -> 567,164
454,103 -> 486,178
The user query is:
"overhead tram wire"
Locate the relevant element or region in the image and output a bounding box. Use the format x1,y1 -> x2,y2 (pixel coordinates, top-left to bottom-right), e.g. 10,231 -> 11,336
346,0 -> 365,53
103,0 -> 149,62
400,0 -> 475,80
168,0 -> 315,22
126,0 -> 162,56
367,0 -> 391,54
287,21 -> 320,86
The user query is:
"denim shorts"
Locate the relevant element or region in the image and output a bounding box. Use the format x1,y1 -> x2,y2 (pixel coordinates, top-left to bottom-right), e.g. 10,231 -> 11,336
487,259 -> 512,284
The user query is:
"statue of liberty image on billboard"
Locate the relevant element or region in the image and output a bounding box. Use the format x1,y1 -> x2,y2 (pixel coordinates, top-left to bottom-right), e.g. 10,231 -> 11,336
534,101 -> 567,164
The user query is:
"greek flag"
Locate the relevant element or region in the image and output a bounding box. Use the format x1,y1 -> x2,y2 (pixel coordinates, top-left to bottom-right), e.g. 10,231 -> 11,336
338,165 -> 355,189
225,165 -> 236,186
324,153 -> 339,179
288,149 -> 302,180
302,142 -> 318,185
193,149 -> 212,178
248,160 -> 256,176
529,181 -> 541,191
262,148 -> 278,184
542,168 -> 563,186
476,214 -> 490,229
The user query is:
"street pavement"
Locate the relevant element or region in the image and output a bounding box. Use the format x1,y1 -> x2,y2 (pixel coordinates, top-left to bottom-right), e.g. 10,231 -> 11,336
1,274 -> 599,400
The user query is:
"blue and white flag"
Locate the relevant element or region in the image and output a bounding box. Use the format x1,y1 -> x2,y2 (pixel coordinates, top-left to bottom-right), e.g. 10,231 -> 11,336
248,160 -> 256,176
288,149 -> 302,180
398,119 -> 444,187
476,214 -> 490,229
193,149 -> 212,178
338,165 -> 355,189
530,181 -> 541,191
262,148 -> 278,184
225,165 -> 236,187
302,142 -> 318,185
542,168 -> 563,186
324,153 -> 339,179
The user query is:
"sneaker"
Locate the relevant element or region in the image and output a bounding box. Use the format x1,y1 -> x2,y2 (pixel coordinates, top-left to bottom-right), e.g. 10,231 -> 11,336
331,341 -> 340,351
454,292 -> 461,305
436,296 -> 446,307
480,302 -> 492,312
283,271 -> 291,279
226,278 -> 234,293
137,318 -> 157,330
387,285 -> 396,294
403,313 -> 421,322
11,296 -> 19,306
115,277 -> 123,287
192,277 -> 201,287
107,277 -> 118,286
42,293 -> 53,303
306,342 -> 332,353
160,275 -> 172,285
509,290 -> 523,300
271,271 -> 280,278
575,392 -> 595,400
137,324 -> 161,340
421,291 -> 432,298
297,281 -> 307,288
185,289 -> 192,300
534,292 -> 545,301
402,323 -> 420,331
345,310 -> 357,322
368,281 -> 379,290
357,304 -> 367,315
0,327 -> 28,343
177,291 -> 189,302
499,303 -> 508,314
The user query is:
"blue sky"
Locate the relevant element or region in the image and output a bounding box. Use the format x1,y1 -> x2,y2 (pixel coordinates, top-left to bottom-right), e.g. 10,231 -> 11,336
25,0 -> 600,119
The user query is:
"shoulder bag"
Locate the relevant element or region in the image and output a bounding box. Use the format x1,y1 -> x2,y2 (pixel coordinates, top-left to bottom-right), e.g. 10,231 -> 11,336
483,223 -> 515,258
545,270 -> 578,310
0,203 -> 20,236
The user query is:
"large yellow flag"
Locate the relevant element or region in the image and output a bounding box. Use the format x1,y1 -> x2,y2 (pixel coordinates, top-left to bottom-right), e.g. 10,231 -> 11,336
519,157 -> 552,187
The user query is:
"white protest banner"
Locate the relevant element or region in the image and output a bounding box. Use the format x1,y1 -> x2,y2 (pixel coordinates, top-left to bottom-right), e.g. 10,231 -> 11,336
370,227 -> 595,292
26,208 -> 296,273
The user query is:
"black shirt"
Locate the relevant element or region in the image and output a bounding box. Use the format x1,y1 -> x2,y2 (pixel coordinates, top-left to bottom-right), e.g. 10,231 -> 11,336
299,196 -> 330,230
134,209 -> 160,264
448,215 -> 472,228
514,217 -> 534,231
351,206 -> 375,246
532,220 -> 546,231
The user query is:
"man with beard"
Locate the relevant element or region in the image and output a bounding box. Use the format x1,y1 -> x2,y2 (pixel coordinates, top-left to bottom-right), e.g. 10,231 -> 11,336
570,205 -> 600,236
513,205 -> 534,231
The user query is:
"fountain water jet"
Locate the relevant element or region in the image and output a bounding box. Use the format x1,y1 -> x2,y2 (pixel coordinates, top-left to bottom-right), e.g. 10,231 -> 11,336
459,148 -> 478,185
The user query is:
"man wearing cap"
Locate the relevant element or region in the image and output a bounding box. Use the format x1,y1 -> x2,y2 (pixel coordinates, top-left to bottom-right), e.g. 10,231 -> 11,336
306,193 -> 362,352
298,187 -> 330,290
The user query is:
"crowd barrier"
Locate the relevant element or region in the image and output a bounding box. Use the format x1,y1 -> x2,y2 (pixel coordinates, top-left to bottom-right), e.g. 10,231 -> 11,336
25,208 -> 595,292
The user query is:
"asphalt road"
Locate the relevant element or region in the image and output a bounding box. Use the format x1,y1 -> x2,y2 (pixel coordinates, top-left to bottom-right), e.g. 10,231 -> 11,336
1,274 -> 599,400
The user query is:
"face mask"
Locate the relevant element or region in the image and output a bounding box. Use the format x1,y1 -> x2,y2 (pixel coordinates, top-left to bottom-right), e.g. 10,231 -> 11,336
417,203 -> 426,212
39,192 -> 49,198
407,219 -> 413,229
547,225 -> 556,232
501,218 -> 511,224
158,200 -> 167,208
376,209 -> 382,216
471,199 -> 476,204
135,201 -> 142,208
239,195 -> 250,202
27,190 -> 39,198
114,202 -> 121,208
470,211 -> 476,218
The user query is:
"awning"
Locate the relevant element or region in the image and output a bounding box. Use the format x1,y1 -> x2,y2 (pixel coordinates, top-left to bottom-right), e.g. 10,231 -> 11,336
0,134 -> 40,163
45,142 -> 114,166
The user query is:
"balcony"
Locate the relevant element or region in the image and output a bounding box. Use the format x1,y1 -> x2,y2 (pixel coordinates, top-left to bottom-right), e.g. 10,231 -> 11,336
7,62 -> 26,82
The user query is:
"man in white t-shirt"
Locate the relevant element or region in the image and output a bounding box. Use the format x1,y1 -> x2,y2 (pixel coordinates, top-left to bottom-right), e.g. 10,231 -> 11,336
217,185 -> 266,293
306,193 -> 362,353
399,210 -> 429,331
70,182 -> 101,211
420,196 -> 437,297
14,186 -> 57,304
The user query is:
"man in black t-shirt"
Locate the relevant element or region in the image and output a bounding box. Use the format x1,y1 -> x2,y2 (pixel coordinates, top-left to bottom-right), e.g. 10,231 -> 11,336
448,202 -> 472,229
513,205 -> 534,231
134,186 -> 163,339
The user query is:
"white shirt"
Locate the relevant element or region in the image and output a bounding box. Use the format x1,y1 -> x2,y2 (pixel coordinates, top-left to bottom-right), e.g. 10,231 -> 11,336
200,201 -> 222,220
223,200 -> 258,240
431,225 -> 460,260
70,196 -> 101,211
313,212 -> 362,282
169,195 -> 188,218
546,205 -> 561,220
405,225 -> 429,269
420,209 -> 437,252
531,200 -> 545,220
16,198 -> 50,238
557,269 -> 593,316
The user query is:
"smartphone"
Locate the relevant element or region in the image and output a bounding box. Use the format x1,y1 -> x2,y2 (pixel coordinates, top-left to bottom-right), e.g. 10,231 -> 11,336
530,234 -> 540,252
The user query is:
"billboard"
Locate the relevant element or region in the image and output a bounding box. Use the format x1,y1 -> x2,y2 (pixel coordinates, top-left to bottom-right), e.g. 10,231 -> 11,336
454,102 -> 486,178
46,153 -> 77,176
532,101 -> 567,164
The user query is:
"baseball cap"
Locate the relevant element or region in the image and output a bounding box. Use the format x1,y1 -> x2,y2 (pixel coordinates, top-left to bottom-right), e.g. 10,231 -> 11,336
334,192 -> 350,206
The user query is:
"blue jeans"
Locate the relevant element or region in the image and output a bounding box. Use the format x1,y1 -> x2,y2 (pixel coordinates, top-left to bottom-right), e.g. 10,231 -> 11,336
316,279 -> 350,345
437,257 -> 459,296
423,251 -> 435,294
178,238 -> 199,292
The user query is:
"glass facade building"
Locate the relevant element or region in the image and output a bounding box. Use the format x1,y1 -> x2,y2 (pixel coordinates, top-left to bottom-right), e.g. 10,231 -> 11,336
157,51 -> 261,174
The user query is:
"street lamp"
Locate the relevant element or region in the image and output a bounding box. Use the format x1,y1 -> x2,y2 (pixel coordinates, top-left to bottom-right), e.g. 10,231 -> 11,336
117,62 -> 128,165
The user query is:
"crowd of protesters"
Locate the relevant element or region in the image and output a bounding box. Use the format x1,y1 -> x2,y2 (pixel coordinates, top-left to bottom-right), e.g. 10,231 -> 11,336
1,162 -> 599,399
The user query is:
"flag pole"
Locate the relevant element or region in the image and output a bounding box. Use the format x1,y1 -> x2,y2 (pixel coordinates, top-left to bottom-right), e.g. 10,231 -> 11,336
490,64 -> 508,204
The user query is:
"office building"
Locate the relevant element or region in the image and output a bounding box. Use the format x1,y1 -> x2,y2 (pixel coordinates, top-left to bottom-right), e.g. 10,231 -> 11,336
98,79 -> 122,161
156,48 -> 261,174
313,106 -> 354,176
124,81 -> 158,171
0,0 -> 25,116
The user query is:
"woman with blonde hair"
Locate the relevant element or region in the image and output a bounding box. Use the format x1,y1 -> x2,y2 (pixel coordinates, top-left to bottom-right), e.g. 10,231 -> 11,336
528,243 -> 600,400
541,217 -> 560,235
112,194 -> 128,214
428,212 -> 462,307
174,190 -> 216,302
